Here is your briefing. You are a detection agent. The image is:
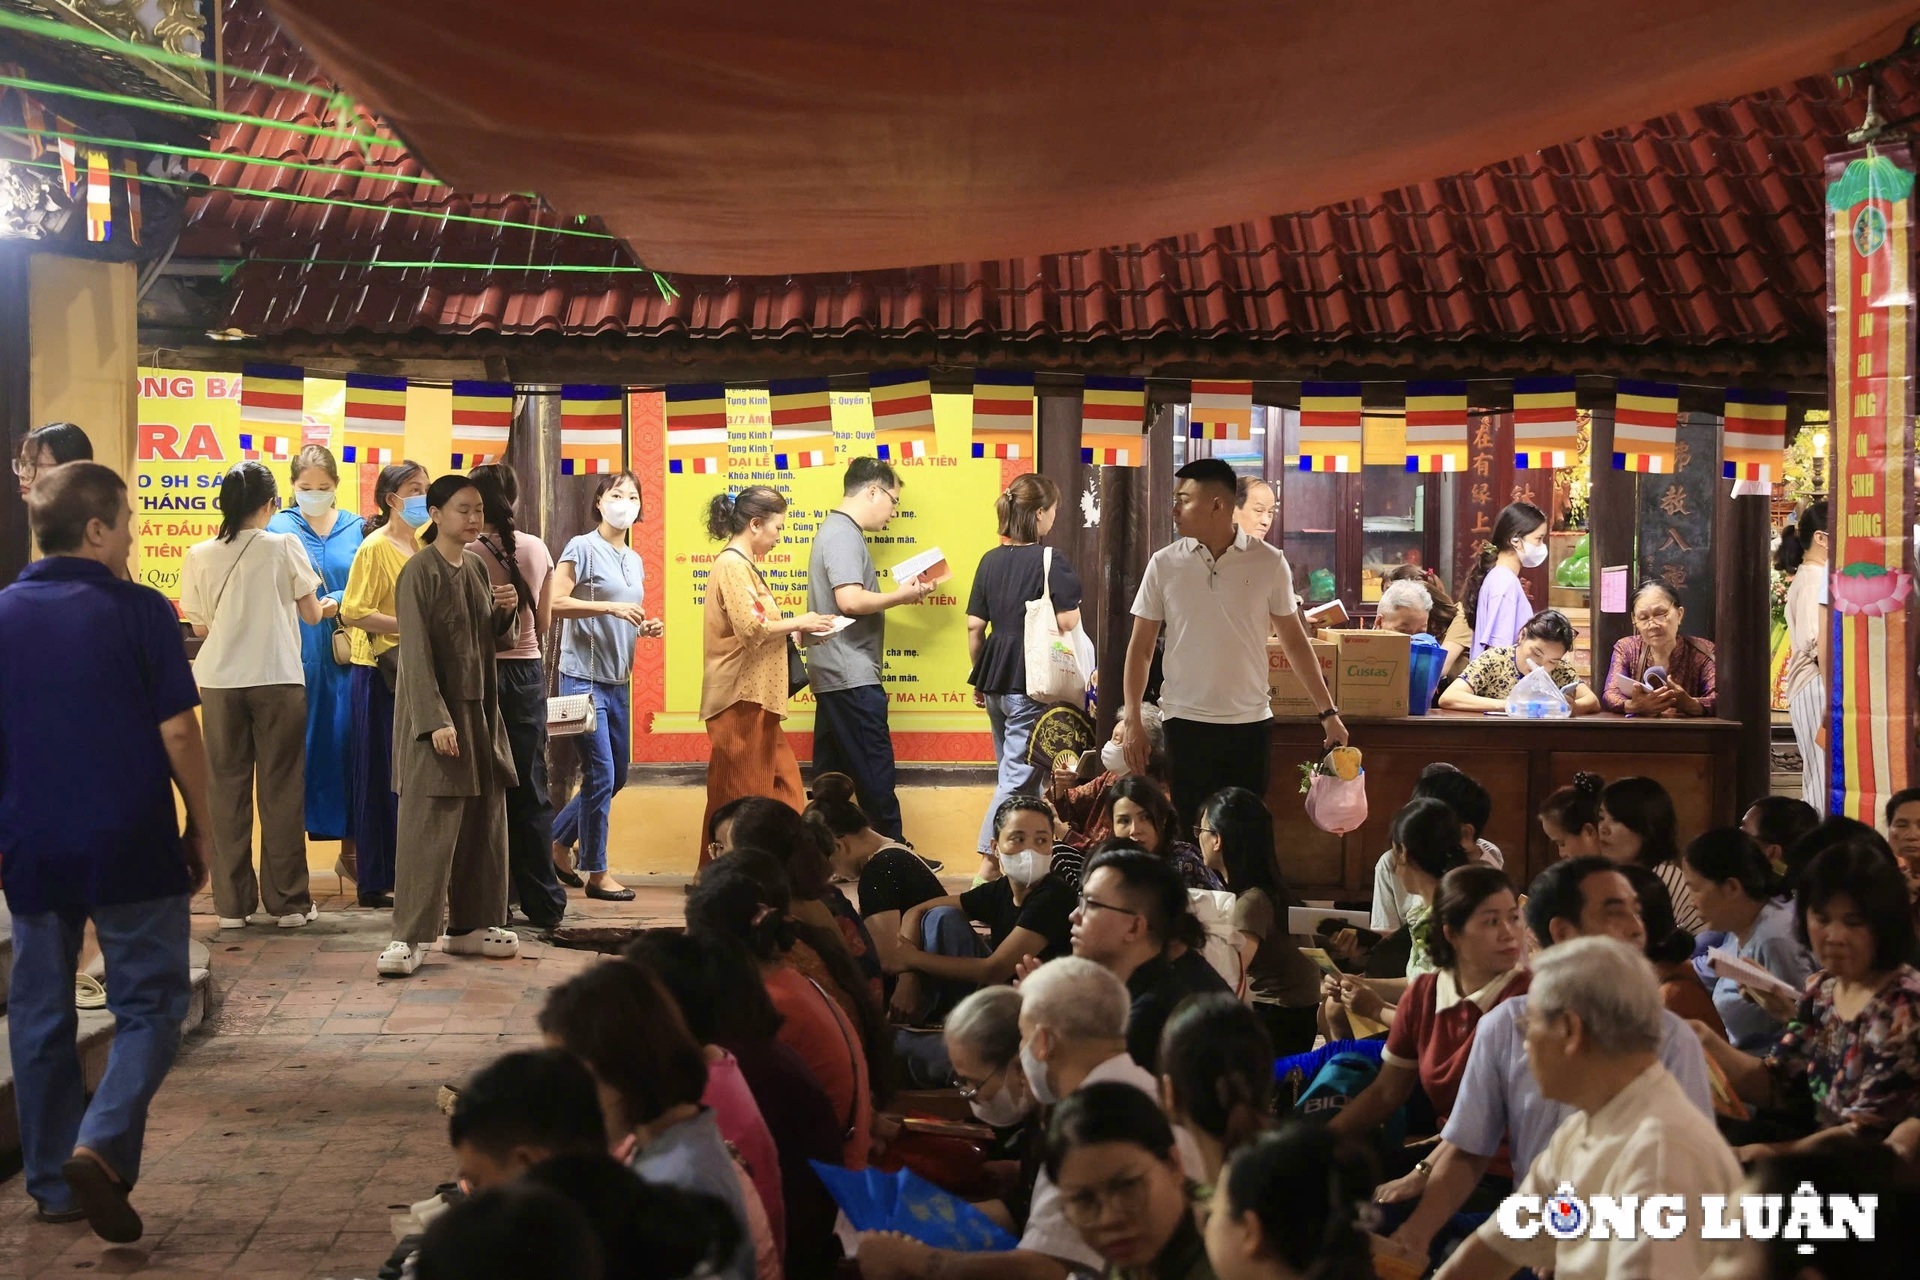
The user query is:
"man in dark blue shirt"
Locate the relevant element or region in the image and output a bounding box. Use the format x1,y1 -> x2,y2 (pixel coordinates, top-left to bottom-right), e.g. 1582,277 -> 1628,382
0,461 -> 210,1243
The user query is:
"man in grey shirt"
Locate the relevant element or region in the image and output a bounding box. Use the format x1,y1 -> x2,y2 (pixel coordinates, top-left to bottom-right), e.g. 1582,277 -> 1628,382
806,457 -> 932,840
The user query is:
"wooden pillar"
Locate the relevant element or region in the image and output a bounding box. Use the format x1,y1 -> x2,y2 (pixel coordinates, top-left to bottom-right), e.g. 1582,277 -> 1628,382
0,248 -> 29,586
1715,469 -> 1773,809
1096,408 -> 1153,742
1038,389 -> 1102,655
1588,406 -> 1636,676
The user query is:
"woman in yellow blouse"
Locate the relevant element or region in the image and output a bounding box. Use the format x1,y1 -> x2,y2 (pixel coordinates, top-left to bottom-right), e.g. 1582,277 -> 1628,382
700,486 -> 839,856
339,460 -> 429,908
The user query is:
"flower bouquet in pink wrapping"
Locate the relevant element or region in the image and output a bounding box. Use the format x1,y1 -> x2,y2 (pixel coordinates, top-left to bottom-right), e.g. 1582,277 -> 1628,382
1300,747 -> 1368,835
1830,563 -> 1914,617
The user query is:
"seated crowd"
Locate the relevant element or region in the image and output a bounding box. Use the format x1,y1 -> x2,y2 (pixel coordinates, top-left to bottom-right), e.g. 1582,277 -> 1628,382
409,753 -> 1920,1280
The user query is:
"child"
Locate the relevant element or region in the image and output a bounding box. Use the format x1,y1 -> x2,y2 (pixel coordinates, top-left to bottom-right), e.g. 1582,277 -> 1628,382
1539,772 -> 1604,860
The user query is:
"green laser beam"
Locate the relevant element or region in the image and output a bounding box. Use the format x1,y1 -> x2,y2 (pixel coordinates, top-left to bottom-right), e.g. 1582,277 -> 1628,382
0,8 -> 338,100
23,123 -> 451,189
239,256 -> 655,274
0,69 -> 407,151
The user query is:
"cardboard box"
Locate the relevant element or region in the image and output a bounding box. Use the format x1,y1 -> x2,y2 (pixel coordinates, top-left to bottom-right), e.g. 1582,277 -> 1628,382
1328,629 -> 1411,717
1268,639 -> 1338,717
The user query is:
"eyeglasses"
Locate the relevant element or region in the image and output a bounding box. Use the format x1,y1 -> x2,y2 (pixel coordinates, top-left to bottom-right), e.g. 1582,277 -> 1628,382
11,457 -> 38,479
1632,607 -> 1675,626
1060,1170 -> 1153,1228
952,1064 -> 1003,1101
873,486 -> 900,508
1075,894 -> 1140,919
1195,825 -> 1218,839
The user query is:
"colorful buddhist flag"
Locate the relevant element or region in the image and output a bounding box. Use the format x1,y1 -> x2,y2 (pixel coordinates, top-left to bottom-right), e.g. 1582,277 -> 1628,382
1189,379 -> 1253,440
970,370 -> 1035,459
55,117 -> 76,193
122,158 -> 141,244
561,385 -> 628,475
767,378 -> 836,470
1612,380 -> 1680,473
1722,388 -> 1790,483
84,149 -> 110,241
18,93 -> 45,158
1080,375 -> 1147,466
1512,376 -> 1580,469
870,369 -> 935,462
1404,381 -> 1469,472
1297,381 -> 1363,472
662,384 -> 725,476
239,433 -> 291,462
341,374 -> 408,467
240,363 -> 305,438
450,380 -> 513,470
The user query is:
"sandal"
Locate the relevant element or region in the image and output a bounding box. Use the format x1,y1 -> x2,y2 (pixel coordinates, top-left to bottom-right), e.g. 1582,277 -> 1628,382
75,974 -> 107,1011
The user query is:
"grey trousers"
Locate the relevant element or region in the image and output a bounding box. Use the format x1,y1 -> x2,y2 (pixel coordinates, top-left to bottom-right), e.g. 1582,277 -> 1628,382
201,683 -> 312,920
393,790 -> 509,945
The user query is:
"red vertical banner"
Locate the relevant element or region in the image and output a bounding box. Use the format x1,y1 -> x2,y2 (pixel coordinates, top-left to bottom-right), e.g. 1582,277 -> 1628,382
1826,145 -> 1919,821
627,390 -> 684,765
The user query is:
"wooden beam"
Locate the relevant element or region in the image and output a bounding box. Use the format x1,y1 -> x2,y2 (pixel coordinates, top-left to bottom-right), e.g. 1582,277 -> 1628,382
1588,406 -> 1636,680
1715,467 -> 1773,810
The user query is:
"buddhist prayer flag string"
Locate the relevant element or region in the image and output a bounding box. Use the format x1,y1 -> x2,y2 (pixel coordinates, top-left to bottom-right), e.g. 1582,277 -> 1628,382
1297,381 -> 1363,472
1612,380 -> 1680,473
239,432 -> 291,462
54,115 -> 76,192
1512,376 -> 1580,469
449,380 -> 513,470
1721,387 -> 1790,483
870,369 -> 935,462
240,363 -> 305,434
341,373 -> 408,466
766,378 -> 836,470
661,384 -> 724,475
83,148 -> 109,240
559,385 -> 627,475
970,369 -> 1035,459
1080,375 -> 1147,466
1189,379 -> 1253,441
1403,381 -> 1469,472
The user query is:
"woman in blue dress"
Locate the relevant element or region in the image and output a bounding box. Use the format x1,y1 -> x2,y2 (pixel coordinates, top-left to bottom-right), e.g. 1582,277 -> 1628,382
268,445 -> 365,886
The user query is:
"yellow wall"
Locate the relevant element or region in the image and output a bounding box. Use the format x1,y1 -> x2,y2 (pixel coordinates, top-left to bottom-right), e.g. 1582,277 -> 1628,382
29,255 -> 137,478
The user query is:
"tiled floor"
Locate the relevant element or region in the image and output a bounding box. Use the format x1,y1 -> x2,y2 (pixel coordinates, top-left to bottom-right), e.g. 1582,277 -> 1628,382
0,881 -> 689,1279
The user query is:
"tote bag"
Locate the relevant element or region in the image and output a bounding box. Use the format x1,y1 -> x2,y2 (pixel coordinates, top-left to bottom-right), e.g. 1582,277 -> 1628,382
1023,547 -> 1087,705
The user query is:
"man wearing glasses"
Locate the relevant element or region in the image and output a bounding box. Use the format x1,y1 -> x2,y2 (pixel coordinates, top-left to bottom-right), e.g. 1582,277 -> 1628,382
805,457 -> 934,842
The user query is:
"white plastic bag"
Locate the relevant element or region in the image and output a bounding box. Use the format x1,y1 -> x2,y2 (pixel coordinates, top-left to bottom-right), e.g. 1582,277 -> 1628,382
1504,662 -> 1572,719
1188,888 -> 1248,999
1024,547 -> 1088,705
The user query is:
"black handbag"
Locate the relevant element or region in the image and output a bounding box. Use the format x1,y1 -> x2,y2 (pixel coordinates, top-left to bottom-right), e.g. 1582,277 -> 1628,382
788,637 -> 810,698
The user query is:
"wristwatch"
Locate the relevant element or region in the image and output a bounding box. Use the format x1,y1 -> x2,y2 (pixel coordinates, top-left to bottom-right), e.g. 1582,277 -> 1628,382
1316,706 -> 1341,721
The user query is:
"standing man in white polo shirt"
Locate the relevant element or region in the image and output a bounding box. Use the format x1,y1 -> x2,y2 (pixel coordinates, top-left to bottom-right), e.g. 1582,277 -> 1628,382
1122,458 -> 1347,825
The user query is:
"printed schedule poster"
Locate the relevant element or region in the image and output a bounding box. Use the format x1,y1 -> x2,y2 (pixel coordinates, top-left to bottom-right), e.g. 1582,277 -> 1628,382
134,368 -> 345,599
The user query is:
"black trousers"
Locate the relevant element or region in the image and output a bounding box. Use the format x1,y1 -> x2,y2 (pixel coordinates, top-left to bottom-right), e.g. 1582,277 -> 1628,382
811,683 -> 904,840
498,658 -> 567,929
1164,717 -> 1272,830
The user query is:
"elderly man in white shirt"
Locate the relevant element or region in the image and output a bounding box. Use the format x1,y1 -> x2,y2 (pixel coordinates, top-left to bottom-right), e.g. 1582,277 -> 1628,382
1434,937 -> 1742,1280
1120,457 -> 1347,828
855,957 -> 1199,1280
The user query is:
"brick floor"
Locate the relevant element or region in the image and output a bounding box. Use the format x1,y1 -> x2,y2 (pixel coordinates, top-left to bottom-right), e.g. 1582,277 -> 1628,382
0,881 -> 690,1279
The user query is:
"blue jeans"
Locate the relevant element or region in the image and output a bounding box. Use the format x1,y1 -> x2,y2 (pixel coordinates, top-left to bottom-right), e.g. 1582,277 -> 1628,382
978,692 -> 1045,852
551,674 -> 629,874
10,895 -> 192,1211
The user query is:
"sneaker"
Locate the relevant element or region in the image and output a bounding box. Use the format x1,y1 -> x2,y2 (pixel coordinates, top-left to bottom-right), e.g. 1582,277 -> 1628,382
377,942 -> 426,976
277,904 -> 320,929
215,917 -> 248,930
439,927 -> 520,959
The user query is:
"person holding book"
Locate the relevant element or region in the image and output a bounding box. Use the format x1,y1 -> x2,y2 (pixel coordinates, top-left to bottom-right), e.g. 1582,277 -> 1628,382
1679,828 -> 1815,1055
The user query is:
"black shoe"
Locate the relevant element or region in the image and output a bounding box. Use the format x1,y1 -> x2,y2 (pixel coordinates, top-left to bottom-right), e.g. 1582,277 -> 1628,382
61,1155 -> 141,1244
585,885 -> 636,902
358,891 -> 395,909
34,1203 -> 86,1225
555,866 -> 584,889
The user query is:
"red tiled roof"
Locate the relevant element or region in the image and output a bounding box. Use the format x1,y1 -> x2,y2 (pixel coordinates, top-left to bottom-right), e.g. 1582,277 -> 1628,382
180,1 -> 1914,355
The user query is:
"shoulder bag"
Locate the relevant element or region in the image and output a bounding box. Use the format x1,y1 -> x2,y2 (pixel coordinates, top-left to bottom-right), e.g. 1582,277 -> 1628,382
1023,546 -> 1087,705
546,547 -> 599,738
724,547 -> 808,697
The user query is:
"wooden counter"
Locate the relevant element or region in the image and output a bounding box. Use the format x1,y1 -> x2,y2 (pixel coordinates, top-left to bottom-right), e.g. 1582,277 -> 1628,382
1269,712 -> 1742,899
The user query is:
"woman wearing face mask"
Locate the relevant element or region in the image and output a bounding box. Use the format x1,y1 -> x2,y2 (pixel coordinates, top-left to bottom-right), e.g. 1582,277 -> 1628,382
1438,608 -> 1600,714
182,461 -> 329,930
1045,1083 -> 1214,1280
1051,703 -> 1168,848
1601,580 -> 1716,717
550,472 -> 657,902
268,446 -> 365,886
895,797 -> 1078,1006
340,459 -> 430,909
1101,776 -> 1222,891
1458,501 -> 1547,660
378,476 -> 521,978
1779,501 -> 1831,814
942,985 -> 1052,1235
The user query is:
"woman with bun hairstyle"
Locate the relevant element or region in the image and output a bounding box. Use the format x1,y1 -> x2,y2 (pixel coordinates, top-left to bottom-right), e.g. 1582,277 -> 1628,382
1459,500 -> 1547,659
181,460 -> 329,929
1206,1121 -> 1378,1280
699,485 -> 839,852
1779,499 -> 1831,814
965,473 -> 1084,877
1539,772 -> 1604,860
805,773 -> 943,1000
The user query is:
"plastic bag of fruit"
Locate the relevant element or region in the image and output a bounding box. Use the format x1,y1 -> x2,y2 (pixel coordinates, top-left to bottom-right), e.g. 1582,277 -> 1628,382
1301,746 -> 1368,834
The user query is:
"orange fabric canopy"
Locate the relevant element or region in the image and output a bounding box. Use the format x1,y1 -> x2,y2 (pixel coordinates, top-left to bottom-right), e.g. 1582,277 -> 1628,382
267,0 -> 1916,275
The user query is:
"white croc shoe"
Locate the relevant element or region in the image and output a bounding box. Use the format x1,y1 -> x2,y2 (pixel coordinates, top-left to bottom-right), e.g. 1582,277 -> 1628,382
440,927 -> 520,959
278,904 -> 320,929
377,941 -> 426,976
215,917 -> 248,930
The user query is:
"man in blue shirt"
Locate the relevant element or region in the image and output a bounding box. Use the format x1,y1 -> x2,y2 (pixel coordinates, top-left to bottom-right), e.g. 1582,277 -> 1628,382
0,461 -> 211,1243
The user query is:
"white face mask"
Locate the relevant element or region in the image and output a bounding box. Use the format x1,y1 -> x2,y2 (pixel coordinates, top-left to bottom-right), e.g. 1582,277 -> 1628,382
600,497 -> 640,530
1019,1031 -> 1058,1106
1517,538 -> 1548,569
293,489 -> 336,517
999,849 -> 1052,888
1100,739 -> 1130,777
969,1070 -> 1033,1127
